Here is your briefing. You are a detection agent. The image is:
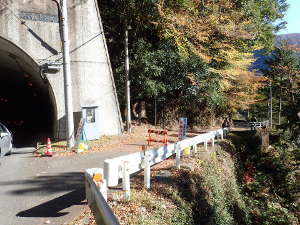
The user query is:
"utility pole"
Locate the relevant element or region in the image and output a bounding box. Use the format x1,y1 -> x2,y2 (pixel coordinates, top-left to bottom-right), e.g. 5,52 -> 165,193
279,94 -> 282,125
60,0 -> 75,147
154,97 -> 157,126
125,23 -> 131,133
270,80 -> 272,129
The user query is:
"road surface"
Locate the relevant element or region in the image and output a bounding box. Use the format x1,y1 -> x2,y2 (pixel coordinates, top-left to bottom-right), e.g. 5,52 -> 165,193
0,147 -> 132,225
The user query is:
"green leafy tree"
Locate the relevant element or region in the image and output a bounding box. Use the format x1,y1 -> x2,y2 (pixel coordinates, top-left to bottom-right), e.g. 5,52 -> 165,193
263,43 -> 300,129
98,0 -> 288,125
115,39 -> 224,125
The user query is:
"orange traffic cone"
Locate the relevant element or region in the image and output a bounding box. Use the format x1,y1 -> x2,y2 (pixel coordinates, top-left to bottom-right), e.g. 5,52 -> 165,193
45,138 -> 53,157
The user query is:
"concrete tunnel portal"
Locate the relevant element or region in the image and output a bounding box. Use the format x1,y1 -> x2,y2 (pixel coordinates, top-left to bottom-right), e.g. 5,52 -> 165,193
0,36 -> 56,147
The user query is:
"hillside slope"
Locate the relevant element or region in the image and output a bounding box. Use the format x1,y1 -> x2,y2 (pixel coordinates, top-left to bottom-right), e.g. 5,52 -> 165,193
251,33 -> 300,72
277,33 -> 300,50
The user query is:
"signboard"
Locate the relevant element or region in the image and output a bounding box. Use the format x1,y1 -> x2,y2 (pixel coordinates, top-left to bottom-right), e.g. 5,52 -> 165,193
19,12 -> 59,23
82,106 -> 100,140
178,117 -> 188,140
74,118 -> 85,149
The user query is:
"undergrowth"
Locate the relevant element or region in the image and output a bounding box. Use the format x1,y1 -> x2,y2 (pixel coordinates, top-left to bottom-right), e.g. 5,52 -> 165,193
109,188 -> 192,225
227,130 -> 299,225
174,149 -> 250,225
107,130 -> 298,225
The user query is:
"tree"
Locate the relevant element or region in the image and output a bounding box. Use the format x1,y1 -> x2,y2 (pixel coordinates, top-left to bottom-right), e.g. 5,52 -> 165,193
155,0 -> 287,112
262,42 -> 300,129
98,0 -> 288,125
115,39 -> 224,125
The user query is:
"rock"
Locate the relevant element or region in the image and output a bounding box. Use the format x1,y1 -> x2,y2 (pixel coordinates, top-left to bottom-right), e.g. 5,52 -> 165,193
292,127 -> 300,147
155,170 -> 172,182
139,206 -> 146,213
180,162 -> 194,171
157,170 -> 172,177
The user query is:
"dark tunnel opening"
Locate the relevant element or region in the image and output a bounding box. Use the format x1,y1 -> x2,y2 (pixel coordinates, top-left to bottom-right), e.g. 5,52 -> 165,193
0,67 -> 55,147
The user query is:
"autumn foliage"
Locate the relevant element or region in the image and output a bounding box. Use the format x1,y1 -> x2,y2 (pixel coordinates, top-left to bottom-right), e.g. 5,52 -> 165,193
99,0 -> 287,123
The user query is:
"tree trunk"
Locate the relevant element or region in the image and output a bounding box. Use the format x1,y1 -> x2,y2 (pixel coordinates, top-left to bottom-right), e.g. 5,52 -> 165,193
278,94 -> 282,126
139,101 -> 147,121
211,113 -> 215,127
270,81 -> 272,129
132,101 -> 147,125
154,98 -> 157,126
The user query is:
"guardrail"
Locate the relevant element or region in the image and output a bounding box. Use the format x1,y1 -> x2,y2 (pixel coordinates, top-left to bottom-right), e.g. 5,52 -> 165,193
86,127 -> 229,225
104,128 -> 228,187
249,121 -> 269,128
85,168 -> 120,225
233,120 -> 269,128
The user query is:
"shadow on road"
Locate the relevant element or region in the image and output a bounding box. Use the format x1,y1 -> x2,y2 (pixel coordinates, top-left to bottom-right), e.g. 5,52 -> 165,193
16,188 -> 85,217
11,147 -> 36,155
0,172 -> 85,218
1,172 -> 84,195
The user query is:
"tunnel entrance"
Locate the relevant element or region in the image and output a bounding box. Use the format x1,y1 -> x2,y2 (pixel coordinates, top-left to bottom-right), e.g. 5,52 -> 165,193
0,36 -> 56,147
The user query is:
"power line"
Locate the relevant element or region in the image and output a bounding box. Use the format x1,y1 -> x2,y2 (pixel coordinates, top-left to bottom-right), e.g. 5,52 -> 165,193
0,1 -> 32,30
38,32 -> 104,64
0,2 -> 106,66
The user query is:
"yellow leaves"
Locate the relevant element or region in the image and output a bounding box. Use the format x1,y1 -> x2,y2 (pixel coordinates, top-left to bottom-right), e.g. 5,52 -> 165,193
187,72 -> 197,85
155,0 -> 267,111
214,50 -> 266,109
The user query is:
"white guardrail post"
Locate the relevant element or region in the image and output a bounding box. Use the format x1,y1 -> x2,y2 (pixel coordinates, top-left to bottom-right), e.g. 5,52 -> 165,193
193,142 -> 197,155
144,154 -> 151,189
122,161 -> 131,200
84,127 -> 233,224
85,168 -> 120,225
176,143 -> 181,169
103,127 -> 230,188
104,159 -> 119,187
216,131 -> 219,143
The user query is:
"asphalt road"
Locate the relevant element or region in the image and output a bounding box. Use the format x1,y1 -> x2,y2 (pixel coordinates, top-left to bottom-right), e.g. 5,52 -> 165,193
0,147 -> 130,225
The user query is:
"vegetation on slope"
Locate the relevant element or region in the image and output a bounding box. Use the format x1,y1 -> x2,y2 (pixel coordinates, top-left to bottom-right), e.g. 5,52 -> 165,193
70,128 -> 299,225
106,130 -> 298,225
226,130 -> 299,225
277,33 -> 300,53
109,145 -> 249,225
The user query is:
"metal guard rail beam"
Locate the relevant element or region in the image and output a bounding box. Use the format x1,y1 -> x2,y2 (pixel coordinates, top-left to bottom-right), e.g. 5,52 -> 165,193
85,169 -> 120,225
104,128 -> 228,187
233,120 -> 269,128
86,127 -> 229,224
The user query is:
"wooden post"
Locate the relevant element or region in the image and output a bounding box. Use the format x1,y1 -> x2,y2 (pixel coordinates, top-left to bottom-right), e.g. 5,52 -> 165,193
122,161 -> 130,200
204,141 -> 208,151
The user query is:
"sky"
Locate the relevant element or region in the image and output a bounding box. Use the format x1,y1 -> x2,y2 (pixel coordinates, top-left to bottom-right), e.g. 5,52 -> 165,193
278,0 -> 300,34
